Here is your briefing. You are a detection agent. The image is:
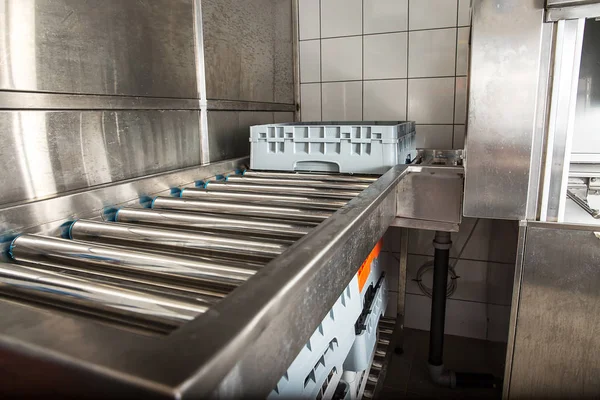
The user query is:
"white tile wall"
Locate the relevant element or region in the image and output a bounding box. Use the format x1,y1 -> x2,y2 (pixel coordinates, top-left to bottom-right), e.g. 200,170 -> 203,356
415,125 -> 453,148
364,33 -> 408,79
298,0 -> 469,149
455,76 -> 468,124
408,78 -> 455,124
454,125 -> 466,148
458,0 -> 472,26
321,0 -> 363,38
408,28 -> 456,78
299,40 -> 320,83
408,0 -> 458,30
322,81 -> 362,120
300,83 -> 321,121
298,0 -> 320,40
456,27 -> 470,76
321,36 -> 363,81
364,0 -> 408,34
363,79 -> 407,120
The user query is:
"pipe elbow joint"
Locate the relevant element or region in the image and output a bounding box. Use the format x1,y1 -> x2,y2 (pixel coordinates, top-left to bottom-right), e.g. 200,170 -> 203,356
428,363 -> 457,388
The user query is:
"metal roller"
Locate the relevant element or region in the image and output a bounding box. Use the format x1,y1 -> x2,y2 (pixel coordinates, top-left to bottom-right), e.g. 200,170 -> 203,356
204,181 -> 360,199
68,219 -> 287,261
179,188 -> 347,211
17,258 -> 227,301
151,197 -> 333,223
241,170 -> 378,183
10,234 -> 256,290
225,175 -> 370,191
0,263 -> 207,326
114,207 -> 312,238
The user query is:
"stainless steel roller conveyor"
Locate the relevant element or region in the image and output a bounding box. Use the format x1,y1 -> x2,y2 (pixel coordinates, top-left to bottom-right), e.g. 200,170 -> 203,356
0,159 -> 465,399
114,207 -> 313,238
204,180 -> 361,199
0,169 -> 366,332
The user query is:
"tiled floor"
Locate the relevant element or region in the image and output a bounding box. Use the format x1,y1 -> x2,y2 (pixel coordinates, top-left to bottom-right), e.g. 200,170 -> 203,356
379,328 -> 506,399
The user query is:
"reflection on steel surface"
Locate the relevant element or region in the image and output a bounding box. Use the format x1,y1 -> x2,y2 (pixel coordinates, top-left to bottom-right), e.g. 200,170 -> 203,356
0,263 -> 207,325
205,181 -> 361,199
0,110 -> 202,206
151,197 -> 333,223
115,207 -> 313,238
68,219 -> 288,260
10,234 -> 256,290
179,188 -> 347,211
224,175 -> 370,191
241,170 -> 378,183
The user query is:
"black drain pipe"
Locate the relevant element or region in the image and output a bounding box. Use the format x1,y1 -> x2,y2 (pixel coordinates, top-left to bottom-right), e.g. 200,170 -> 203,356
427,231 -> 456,387
427,231 -> 498,389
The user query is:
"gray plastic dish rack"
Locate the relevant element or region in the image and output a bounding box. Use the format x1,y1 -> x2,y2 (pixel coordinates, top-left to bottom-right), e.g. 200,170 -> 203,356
250,121 -> 416,174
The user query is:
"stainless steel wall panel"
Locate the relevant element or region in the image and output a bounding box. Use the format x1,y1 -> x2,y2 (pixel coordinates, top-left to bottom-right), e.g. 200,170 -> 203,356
0,157 -> 247,241
464,0 -> 546,219
207,111 -> 275,162
0,0 -> 198,98
201,0 -> 294,104
0,111 -> 201,205
507,222 -> 600,398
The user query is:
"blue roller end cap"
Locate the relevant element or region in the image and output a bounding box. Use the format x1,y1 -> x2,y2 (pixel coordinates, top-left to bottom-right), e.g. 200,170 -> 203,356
195,180 -> 207,188
59,220 -> 77,239
170,187 -> 183,197
103,207 -> 119,222
2,234 -> 21,260
139,196 -> 154,208
235,169 -> 245,175
215,174 -> 226,181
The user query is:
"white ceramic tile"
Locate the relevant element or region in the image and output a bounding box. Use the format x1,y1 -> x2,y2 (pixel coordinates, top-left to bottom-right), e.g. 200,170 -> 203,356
408,0 -> 458,30
415,125 -> 453,148
408,77 -> 455,124
454,125 -> 465,149
405,294 -> 488,340
382,226 -> 403,252
364,33 -> 408,79
300,40 -> 321,83
458,0 -> 472,26
300,83 -> 321,121
408,28 -> 456,78
322,81 -> 362,121
363,79 -> 407,120
455,77 -> 467,124
379,251 -> 400,293
408,218 -> 519,264
321,36 -> 363,81
405,255 -> 513,305
364,0 -> 409,34
486,262 -> 515,306
299,0 -> 321,40
460,219 -> 519,264
385,291 -> 399,317
456,27 -> 470,76
487,304 -> 511,343
408,217 -> 478,257
321,0 -> 362,38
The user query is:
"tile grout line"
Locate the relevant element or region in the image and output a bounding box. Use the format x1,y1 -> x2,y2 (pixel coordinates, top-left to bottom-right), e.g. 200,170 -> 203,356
319,0 -> 323,121
303,75 -> 464,84
405,0 -> 410,121
298,24 -> 472,42
362,0 -> 365,120
405,291 -> 512,308
452,0 -> 460,148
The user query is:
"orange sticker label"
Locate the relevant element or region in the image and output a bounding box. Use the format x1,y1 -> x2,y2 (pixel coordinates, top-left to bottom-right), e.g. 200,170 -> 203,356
358,240 -> 382,292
